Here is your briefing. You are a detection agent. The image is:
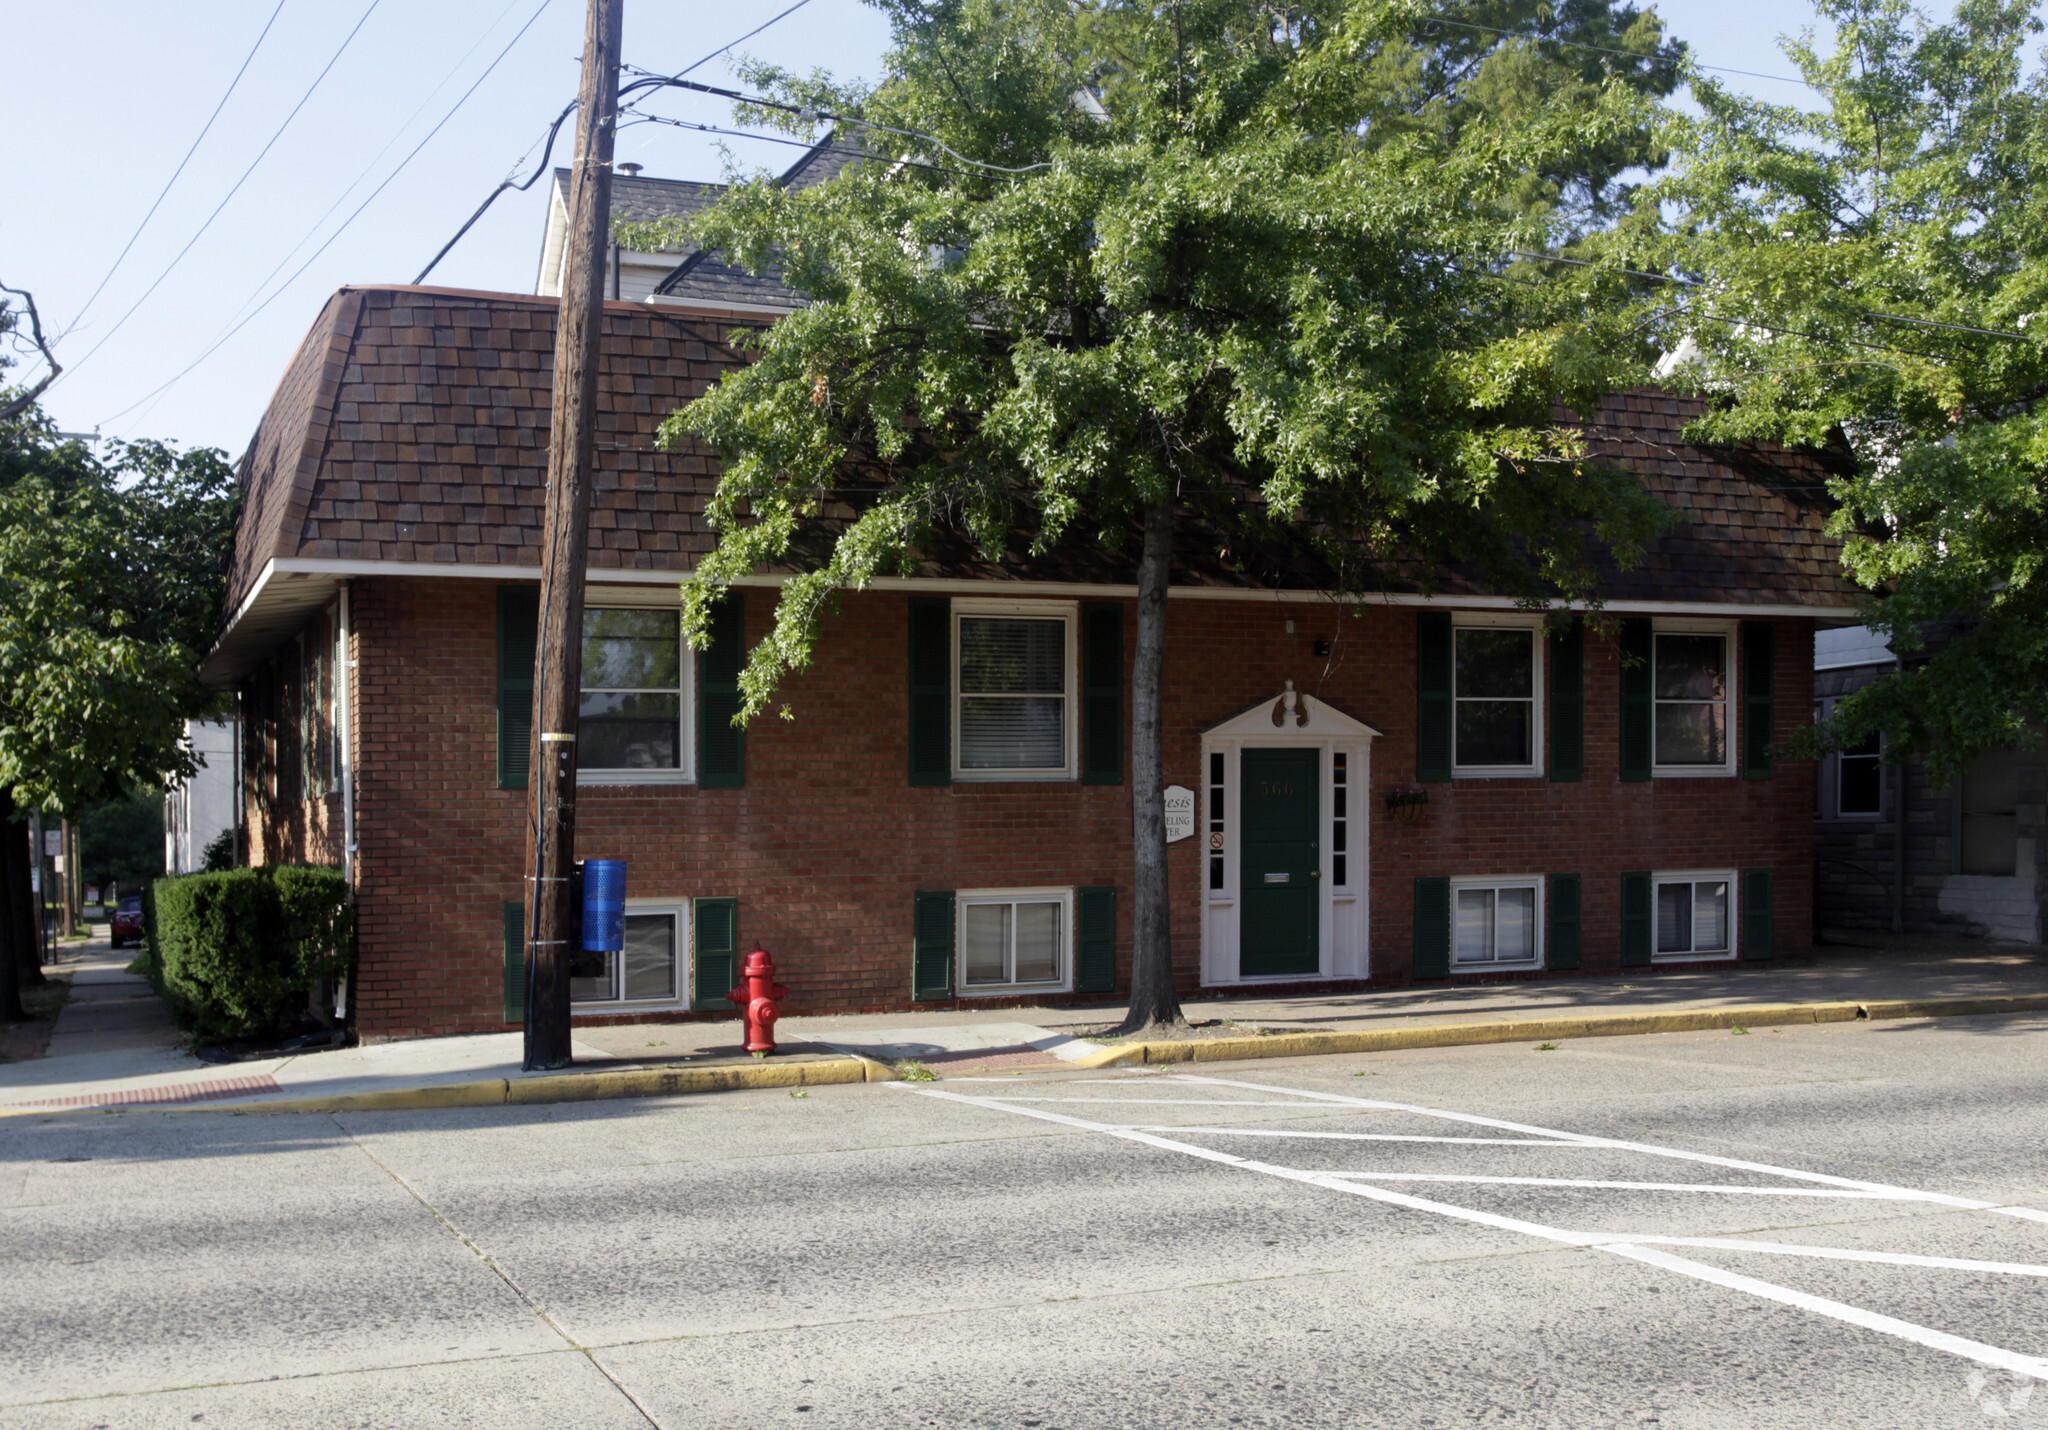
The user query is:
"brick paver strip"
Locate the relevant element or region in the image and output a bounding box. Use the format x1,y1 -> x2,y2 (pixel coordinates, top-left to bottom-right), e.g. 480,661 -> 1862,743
7,1073 -> 283,1110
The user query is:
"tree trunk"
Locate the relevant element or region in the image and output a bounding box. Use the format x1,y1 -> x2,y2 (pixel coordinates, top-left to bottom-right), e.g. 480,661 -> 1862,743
0,792 -> 31,1021
1119,497 -> 1183,1033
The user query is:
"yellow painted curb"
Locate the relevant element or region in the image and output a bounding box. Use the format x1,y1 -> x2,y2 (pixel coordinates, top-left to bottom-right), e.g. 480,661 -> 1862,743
1067,993 -> 2048,1068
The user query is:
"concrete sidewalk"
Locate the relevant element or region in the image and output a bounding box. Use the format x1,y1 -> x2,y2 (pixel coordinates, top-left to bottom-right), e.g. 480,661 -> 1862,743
4,930 -> 2044,1115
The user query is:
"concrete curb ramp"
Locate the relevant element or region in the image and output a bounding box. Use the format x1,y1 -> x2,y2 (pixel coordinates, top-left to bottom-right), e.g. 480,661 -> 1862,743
25,993 -> 2048,1115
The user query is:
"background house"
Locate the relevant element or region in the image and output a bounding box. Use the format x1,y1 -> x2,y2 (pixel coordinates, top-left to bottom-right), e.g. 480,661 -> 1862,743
1814,627 -> 2044,942
163,716 -> 238,875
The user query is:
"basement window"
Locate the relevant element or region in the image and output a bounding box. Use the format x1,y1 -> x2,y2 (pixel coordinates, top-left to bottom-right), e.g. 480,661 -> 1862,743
957,888 -> 1074,995
1653,874 -> 1733,960
1451,877 -> 1542,969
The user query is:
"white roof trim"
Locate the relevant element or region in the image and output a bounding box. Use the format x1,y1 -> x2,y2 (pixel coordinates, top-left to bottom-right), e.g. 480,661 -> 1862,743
1205,688 -> 1382,740
245,557 -> 1858,617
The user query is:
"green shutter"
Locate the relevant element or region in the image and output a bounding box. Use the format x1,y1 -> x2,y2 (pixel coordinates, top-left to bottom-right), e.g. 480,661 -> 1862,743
1619,618 -> 1653,781
503,900 -> 526,1024
1743,621 -> 1776,780
1413,876 -> 1450,978
1620,871 -> 1653,966
1076,886 -> 1117,992
1547,873 -> 1582,970
908,598 -> 951,786
1550,617 -> 1584,782
1416,611 -> 1452,782
698,592 -> 746,788
1742,867 -> 1775,960
913,890 -> 955,1000
1082,604 -> 1124,785
693,896 -> 737,1010
496,586 -> 539,790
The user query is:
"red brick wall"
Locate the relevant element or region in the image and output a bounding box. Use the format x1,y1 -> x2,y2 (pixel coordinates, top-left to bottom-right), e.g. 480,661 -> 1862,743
344,576 -> 1815,1038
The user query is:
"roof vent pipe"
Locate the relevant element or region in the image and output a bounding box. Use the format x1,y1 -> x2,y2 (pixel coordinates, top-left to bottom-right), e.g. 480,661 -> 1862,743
617,162 -> 644,178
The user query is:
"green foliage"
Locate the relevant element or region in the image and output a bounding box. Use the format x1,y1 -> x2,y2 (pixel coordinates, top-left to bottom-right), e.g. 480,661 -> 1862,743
618,0 -> 1681,721
151,865 -> 353,1041
200,826 -> 239,872
0,378 -> 238,813
1632,0 -> 2048,780
78,791 -> 165,897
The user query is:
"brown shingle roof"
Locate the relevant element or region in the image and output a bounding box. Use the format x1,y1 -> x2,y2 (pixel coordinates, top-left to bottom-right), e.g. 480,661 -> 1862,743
223,286 -> 1861,626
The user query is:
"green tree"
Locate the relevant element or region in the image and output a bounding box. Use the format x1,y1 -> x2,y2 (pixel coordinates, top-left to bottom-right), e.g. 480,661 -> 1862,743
623,0 -> 1680,1028
1631,0 -> 2048,779
79,791 -> 167,903
0,296 -> 238,1018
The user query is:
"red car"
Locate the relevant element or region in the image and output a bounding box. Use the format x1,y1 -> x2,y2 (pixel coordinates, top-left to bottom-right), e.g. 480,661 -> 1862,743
110,896 -> 144,949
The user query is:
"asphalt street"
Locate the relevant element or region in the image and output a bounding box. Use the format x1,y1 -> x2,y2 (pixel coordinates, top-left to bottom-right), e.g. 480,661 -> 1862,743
10,1014 -> 2048,1428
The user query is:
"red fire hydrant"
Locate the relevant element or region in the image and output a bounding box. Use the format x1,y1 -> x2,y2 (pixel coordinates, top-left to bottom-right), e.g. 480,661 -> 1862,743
728,945 -> 788,1057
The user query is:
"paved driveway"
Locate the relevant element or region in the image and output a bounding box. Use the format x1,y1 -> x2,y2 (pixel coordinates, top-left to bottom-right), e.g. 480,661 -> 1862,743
8,1014 -> 2048,1427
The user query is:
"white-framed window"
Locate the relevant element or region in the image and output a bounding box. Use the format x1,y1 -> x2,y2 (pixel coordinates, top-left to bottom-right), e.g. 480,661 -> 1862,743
953,600 -> 1077,781
1454,617 -> 1542,776
1814,696 -> 1882,819
579,593 -> 693,784
569,899 -> 689,1008
957,887 -> 1074,995
1451,876 -> 1542,968
1653,872 -> 1734,960
1654,623 -> 1736,775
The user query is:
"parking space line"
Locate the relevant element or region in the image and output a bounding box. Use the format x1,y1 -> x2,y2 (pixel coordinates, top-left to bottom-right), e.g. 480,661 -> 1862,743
898,1081 -> 2048,1380
1620,1237 -> 2048,1277
1122,1127 -> 1582,1146
1304,1171 -> 1921,1199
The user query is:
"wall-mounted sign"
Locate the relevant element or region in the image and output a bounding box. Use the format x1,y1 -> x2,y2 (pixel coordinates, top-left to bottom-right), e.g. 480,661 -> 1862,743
43,829 -> 62,856
1163,785 -> 1195,843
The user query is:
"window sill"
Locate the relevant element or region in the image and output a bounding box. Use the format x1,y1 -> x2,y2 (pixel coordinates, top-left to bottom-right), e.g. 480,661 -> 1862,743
1651,767 -> 1737,779
958,982 -> 1072,998
1652,950 -> 1734,963
571,1000 -> 688,1015
951,770 -> 1079,784
1451,769 -> 1544,780
1453,960 -> 1542,973
577,770 -> 694,786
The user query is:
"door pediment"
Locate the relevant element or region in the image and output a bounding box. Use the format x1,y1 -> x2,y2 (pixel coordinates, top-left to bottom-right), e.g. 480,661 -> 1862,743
1205,681 -> 1383,740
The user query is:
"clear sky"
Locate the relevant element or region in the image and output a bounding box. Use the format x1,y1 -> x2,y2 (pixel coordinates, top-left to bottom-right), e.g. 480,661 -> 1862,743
2,0 -> 1832,457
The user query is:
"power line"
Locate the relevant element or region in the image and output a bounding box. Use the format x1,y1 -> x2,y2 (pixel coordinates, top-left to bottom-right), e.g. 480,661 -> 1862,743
213,0 -> 537,341
412,0 -> 820,285
55,0 -> 385,390
102,0 -> 555,429
1420,15 -> 1815,90
57,0 -> 290,347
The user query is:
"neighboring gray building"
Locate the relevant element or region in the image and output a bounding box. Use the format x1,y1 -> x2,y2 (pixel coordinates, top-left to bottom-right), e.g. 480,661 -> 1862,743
165,717 -> 238,875
1814,628 -> 2043,942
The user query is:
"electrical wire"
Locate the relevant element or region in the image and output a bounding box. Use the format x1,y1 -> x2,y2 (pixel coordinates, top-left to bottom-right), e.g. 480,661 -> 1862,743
412,0 -> 822,285
101,0 -> 555,429
57,0 -> 289,347
216,0 -> 536,340
1420,15 -> 1814,90
54,0 -> 385,390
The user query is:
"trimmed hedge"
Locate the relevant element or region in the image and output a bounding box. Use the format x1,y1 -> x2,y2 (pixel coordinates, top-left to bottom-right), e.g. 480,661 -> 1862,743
150,865 -> 354,1040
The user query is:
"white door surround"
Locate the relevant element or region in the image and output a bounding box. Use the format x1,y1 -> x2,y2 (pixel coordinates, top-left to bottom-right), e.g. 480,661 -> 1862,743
1200,687 -> 1382,986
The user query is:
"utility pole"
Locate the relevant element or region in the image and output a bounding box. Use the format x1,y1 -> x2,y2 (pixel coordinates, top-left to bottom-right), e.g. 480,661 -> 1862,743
524,0 -> 623,1071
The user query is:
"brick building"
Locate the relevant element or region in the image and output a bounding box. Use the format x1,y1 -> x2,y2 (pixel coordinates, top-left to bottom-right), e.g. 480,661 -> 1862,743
201,273 -> 1861,1041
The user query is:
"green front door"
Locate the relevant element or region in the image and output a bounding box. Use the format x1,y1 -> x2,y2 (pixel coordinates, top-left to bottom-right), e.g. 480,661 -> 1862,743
1239,747 -> 1320,977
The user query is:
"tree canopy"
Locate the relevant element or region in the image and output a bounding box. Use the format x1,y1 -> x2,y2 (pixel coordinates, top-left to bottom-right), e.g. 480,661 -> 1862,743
1632,0 -> 2048,780
620,0 -> 1684,716
0,297 -> 239,815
